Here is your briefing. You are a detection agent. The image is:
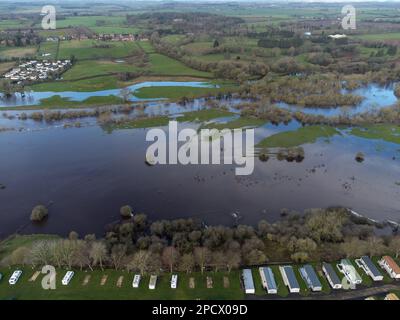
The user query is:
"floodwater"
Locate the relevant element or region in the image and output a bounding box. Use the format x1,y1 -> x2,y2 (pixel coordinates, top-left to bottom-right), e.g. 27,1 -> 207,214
277,84 -> 398,116
0,81 -> 218,107
0,82 -> 399,237
0,119 -> 399,237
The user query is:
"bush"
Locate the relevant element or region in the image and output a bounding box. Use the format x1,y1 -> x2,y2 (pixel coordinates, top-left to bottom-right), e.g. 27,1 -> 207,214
120,205 -> 133,218
355,152 -> 365,163
30,205 -> 48,222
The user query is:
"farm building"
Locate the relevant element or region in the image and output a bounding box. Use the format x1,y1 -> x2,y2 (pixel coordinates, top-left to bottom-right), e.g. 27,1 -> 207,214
379,256 -> 400,279
322,262 -> 342,289
279,266 -> 300,293
355,256 -> 383,281
242,269 -> 255,294
258,267 -> 277,294
337,259 -> 362,287
299,265 -> 322,292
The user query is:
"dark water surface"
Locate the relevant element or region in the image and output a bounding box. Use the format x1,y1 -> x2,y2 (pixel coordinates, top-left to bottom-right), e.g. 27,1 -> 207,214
0,121 -> 399,237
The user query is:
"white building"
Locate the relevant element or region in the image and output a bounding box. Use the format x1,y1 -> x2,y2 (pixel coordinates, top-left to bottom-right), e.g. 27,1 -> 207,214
355,256 -> 383,281
379,256 -> 400,279
242,269 -> 255,294
337,259 -> 362,287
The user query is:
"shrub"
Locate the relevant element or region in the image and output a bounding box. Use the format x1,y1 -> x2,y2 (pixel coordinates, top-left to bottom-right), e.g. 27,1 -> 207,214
120,205 -> 133,218
30,205 -> 48,222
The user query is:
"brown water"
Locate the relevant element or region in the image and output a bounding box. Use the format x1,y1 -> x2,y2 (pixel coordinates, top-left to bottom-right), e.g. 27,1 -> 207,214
0,121 -> 399,238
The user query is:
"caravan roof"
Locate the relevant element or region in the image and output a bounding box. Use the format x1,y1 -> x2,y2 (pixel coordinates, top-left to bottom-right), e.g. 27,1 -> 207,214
360,256 -> 382,278
322,262 -> 341,286
300,265 -> 322,290
261,267 -> 277,292
242,269 -> 255,293
282,266 -> 300,290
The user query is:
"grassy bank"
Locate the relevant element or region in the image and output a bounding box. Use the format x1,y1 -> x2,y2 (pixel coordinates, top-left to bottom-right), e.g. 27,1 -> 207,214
0,266 -> 243,300
257,125 -> 340,148
350,125 -> 400,145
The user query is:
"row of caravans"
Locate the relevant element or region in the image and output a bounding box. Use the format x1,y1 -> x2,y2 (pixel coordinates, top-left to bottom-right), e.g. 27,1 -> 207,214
242,255 -> 400,295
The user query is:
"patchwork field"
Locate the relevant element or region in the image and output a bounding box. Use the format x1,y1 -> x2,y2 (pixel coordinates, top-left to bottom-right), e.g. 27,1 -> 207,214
57,40 -> 141,60
0,46 -> 37,59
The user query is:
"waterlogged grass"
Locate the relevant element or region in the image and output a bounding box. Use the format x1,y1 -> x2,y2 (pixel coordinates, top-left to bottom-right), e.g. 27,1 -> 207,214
350,125 -> 400,145
35,95 -> 124,109
202,117 -> 265,130
30,75 -> 120,92
175,109 -> 234,122
0,267 -> 243,300
134,85 -> 228,100
104,109 -> 235,132
257,125 -> 340,148
103,116 -> 170,132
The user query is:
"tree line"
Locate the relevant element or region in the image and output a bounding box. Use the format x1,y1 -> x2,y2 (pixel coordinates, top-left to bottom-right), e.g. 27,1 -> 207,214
1,208 -> 399,275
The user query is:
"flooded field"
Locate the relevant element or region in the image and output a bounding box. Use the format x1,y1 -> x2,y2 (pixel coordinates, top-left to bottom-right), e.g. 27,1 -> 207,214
0,119 -> 399,237
0,82 -> 399,237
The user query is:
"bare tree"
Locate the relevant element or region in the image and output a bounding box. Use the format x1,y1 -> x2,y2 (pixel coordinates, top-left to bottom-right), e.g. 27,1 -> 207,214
110,244 -> 127,270
30,240 -> 53,267
60,240 -> 77,269
128,250 -> 151,276
89,241 -> 108,271
389,236 -> 400,258
225,250 -> 241,273
161,246 -> 180,273
73,240 -> 93,271
179,253 -> 195,274
194,247 -> 211,274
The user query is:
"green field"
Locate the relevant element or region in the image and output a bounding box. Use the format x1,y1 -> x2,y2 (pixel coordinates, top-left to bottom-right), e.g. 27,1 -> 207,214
37,95 -> 124,108
0,267 -> 243,300
44,16 -> 127,29
61,59 -> 141,80
202,117 -> 266,130
147,53 -> 212,77
134,84 -> 231,100
0,46 -> 37,59
354,33 -> 400,41
58,40 -> 140,60
30,75 -> 121,92
37,41 -> 59,60
350,125 -> 400,145
257,126 -> 340,148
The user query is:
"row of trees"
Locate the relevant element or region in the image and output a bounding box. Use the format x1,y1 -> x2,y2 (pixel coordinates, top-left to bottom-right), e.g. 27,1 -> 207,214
2,208 -> 400,274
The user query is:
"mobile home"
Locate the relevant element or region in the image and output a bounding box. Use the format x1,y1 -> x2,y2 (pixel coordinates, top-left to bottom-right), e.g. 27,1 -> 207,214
337,259 -> 362,287
242,269 -> 255,294
279,266 -> 300,293
379,256 -> 400,279
259,267 -> 277,294
9,270 -> 22,285
299,265 -> 322,292
132,274 -> 141,288
322,262 -> 342,289
355,256 -> 383,281
149,275 -> 157,290
62,271 -> 74,285
171,274 -> 178,289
